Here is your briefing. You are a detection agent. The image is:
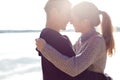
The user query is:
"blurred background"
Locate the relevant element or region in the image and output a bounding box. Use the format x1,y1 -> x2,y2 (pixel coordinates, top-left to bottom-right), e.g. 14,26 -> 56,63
0,0 -> 120,80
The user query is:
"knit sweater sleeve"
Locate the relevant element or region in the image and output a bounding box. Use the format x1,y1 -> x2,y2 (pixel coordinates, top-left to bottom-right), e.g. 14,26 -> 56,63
40,36 -> 104,77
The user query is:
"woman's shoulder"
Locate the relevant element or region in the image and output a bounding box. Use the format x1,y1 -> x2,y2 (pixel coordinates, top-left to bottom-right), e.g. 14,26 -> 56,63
97,34 -> 105,42
89,33 -> 105,45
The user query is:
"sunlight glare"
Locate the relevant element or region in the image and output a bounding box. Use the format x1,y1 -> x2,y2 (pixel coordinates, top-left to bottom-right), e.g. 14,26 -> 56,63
70,0 -> 98,7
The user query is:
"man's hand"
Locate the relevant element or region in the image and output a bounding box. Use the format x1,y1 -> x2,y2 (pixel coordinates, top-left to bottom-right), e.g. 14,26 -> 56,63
35,38 -> 46,51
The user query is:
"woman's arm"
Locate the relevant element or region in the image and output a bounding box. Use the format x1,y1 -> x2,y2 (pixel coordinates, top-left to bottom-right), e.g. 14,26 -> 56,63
36,37 -> 104,77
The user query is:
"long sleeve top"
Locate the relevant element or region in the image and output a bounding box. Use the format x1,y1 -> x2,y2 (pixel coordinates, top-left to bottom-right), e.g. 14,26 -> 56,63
36,28 -> 75,80
40,29 -> 107,77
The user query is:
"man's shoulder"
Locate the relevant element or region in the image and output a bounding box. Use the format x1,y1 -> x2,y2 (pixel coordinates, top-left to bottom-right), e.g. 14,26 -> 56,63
40,28 -> 63,38
40,28 -> 71,44
41,28 -> 50,35
40,28 -> 53,38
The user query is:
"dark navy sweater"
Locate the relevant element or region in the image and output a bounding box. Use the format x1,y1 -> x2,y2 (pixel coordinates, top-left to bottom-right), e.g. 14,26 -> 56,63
38,28 -> 75,80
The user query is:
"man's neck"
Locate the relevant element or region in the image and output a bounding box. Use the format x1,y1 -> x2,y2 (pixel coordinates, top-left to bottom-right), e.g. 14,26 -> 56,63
46,26 -> 59,32
46,21 -> 60,32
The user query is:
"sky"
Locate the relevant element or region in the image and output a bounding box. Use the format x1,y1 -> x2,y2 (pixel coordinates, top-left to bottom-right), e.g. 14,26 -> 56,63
0,0 -> 120,30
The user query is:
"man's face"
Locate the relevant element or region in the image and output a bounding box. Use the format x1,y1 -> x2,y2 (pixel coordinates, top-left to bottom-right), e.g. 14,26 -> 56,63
58,4 -> 71,30
47,2 -> 71,31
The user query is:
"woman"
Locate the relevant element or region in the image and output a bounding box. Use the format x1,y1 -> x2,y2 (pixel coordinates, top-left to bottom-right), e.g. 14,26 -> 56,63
36,1 -> 115,80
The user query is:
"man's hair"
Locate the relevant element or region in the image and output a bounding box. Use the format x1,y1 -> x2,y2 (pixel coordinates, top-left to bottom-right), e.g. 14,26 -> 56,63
44,0 -> 71,13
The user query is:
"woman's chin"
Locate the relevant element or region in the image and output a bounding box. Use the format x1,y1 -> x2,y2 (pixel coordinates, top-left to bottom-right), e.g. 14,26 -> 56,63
75,30 -> 79,32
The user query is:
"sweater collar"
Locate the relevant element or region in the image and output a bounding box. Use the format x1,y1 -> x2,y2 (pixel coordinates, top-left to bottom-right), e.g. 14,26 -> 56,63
80,28 -> 97,42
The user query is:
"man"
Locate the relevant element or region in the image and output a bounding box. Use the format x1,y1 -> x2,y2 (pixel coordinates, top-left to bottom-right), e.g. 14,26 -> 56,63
36,0 -> 75,80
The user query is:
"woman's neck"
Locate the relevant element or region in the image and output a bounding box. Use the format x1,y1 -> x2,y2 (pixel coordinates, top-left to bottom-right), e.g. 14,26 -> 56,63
81,27 -> 95,35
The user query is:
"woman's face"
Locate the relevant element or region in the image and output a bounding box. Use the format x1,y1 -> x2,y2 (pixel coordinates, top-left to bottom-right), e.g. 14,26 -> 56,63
70,12 -> 84,32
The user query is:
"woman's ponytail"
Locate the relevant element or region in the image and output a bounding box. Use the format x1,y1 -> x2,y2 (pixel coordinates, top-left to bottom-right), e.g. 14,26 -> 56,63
100,11 -> 115,56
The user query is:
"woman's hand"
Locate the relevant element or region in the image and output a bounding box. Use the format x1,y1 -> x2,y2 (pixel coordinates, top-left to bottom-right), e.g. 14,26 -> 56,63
35,38 -> 46,51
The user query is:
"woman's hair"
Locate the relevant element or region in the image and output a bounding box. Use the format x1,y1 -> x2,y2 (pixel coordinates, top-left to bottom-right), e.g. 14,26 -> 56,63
44,0 -> 71,13
100,11 -> 115,56
73,2 -> 115,56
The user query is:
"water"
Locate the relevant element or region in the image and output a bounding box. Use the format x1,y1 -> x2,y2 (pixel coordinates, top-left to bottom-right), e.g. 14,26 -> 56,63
0,32 -> 120,80
0,32 -> 43,80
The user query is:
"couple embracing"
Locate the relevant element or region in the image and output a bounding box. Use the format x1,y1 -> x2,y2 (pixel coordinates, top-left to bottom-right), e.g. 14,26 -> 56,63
36,0 -> 114,80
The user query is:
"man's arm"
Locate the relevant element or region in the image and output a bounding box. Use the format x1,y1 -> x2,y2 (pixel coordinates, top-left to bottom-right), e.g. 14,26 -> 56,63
63,35 -> 72,47
35,29 -> 48,56
36,48 -> 42,56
